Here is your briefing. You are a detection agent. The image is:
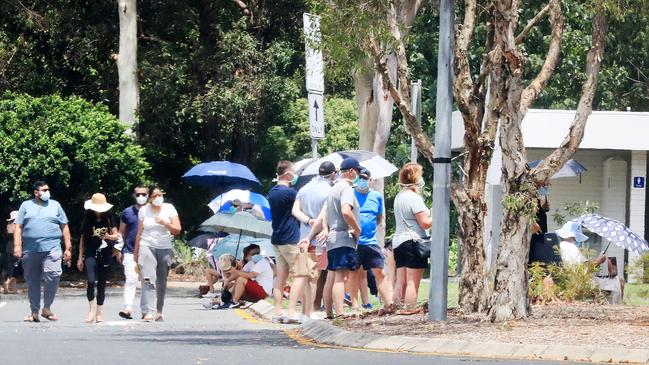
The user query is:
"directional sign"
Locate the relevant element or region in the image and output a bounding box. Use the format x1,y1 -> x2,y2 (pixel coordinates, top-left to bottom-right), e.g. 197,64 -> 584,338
308,92 -> 324,139
303,13 -> 324,94
634,176 -> 645,188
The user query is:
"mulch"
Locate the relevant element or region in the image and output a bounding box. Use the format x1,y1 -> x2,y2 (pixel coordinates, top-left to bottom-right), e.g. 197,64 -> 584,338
336,303 -> 649,349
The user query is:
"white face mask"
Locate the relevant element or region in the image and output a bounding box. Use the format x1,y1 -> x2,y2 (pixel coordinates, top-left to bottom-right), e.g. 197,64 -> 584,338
136,195 -> 148,205
152,196 -> 164,206
39,191 -> 51,201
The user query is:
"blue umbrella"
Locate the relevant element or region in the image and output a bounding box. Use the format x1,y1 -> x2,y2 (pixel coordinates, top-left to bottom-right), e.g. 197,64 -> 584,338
208,189 -> 271,221
182,161 -> 261,189
210,234 -> 275,261
528,159 -> 587,179
575,213 -> 649,255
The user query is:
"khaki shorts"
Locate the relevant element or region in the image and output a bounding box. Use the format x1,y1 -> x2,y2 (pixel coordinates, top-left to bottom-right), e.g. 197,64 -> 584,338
274,244 -> 316,278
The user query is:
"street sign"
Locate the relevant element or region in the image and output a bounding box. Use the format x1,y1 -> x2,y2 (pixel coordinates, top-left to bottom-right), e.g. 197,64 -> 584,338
308,92 -> 324,139
634,176 -> 645,188
303,13 -> 324,94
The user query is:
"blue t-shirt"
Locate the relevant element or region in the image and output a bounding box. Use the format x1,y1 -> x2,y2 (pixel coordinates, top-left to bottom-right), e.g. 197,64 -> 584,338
267,184 -> 300,245
120,205 -> 140,254
354,189 -> 383,246
15,199 -> 68,253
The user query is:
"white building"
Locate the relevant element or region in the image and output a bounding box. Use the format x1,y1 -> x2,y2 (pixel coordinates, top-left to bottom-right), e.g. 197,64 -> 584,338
452,109 -> 649,280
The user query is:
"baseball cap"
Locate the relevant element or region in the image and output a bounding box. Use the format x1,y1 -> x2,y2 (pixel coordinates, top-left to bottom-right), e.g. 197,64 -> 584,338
340,157 -> 361,172
318,161 -> 336,176
6,210 -> 18,221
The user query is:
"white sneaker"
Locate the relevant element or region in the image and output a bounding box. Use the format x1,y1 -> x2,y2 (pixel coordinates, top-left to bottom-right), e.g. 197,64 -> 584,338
283,313 -> 302,324
202,292 -> 218,298
202,299 -> 216,309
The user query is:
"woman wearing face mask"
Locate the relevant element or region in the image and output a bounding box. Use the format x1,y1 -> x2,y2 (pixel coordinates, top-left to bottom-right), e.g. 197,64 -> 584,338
391,163 -> 432,310
224,244 -> 274,308
77,193 -> 119,323
134,185 -> 182,322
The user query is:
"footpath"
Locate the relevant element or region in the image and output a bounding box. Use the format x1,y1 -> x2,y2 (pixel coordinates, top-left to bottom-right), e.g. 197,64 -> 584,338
247,299 -> 649,364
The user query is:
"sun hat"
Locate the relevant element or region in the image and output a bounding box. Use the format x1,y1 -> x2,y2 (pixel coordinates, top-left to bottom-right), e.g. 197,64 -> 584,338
218,253 -> 236,272
84,193 -> 114,213
6,210 -> 18,222
556,221 -> 588,242
318,161 -> 336,176
340,157 -> 361,172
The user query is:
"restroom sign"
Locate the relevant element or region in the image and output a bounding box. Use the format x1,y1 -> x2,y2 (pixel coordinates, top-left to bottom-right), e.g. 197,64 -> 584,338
633,176 -> 645,188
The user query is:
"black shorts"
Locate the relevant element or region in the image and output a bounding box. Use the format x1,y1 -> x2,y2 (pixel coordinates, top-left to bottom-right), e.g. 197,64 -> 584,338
394,240 -> 429,269
357,244 -> 384,270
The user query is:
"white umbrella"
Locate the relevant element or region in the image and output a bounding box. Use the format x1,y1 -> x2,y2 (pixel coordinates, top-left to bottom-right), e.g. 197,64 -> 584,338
298,150 -> 398,179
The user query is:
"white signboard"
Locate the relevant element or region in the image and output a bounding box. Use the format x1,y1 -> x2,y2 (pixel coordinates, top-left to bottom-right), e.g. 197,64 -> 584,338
308,92 -> 324,139
303,13 -> 324,94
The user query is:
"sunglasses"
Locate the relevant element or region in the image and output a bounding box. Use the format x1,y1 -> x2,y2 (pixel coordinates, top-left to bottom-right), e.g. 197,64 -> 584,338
135,193 -> 148,197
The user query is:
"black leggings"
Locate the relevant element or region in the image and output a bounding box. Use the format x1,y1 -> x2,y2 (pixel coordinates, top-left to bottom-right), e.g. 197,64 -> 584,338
85,255 -> 111,305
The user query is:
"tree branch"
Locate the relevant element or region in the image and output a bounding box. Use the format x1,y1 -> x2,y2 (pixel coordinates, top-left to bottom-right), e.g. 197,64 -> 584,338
515,4 -> 550,45
232,0 -> 253,21
519,0 -> 563,113
531,6 -> 608,184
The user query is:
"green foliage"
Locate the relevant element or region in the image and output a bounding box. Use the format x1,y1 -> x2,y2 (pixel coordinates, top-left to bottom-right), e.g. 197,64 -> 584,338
552,200 -> 599,226
628,253 -> 649,284
172,239 -> 208,277
0,93 -> 149,228
529,261 -> 606,303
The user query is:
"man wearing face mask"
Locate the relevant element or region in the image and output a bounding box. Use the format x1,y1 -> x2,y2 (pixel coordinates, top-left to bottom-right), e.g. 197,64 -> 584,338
267,160 -> 311,324
117,184 -> 148,319
223,244 -> 273,308
292,161 -> 336,314
13,181 -> 72,322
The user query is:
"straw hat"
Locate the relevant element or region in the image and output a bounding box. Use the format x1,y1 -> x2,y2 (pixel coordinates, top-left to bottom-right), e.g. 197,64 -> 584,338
6,210 -> 18,222
84,193 -> 114,213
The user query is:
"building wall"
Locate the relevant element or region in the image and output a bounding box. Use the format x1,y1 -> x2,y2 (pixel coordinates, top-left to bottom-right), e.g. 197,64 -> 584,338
628,150 -> 647,282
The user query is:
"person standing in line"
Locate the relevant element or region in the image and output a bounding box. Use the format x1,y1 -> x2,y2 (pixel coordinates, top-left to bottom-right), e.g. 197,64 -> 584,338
267,160 -> 313,324
134,185 -> 181,322
292,161 -> 336,314
352,169 -> 393,310
392,163 -> 432,310
77,193 -> 118,323
117,185 -> 149,319
13,181 -> 72,322
301,157 -> 361,318
3,211 -> 19,294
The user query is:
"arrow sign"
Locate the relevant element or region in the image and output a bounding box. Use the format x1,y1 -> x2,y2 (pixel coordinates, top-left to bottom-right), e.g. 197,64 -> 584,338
308,92 -> 324,139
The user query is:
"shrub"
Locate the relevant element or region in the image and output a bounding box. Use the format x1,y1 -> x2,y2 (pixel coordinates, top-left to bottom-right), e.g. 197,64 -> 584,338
172,239 -> 208,277
0,93 -> 149,228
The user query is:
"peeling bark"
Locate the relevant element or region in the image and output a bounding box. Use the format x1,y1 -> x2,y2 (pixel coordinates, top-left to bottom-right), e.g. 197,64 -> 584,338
117,0 -> 139,136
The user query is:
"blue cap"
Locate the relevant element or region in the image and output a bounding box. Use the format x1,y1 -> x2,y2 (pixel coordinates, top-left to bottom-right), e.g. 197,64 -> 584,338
340,157 -> 361,172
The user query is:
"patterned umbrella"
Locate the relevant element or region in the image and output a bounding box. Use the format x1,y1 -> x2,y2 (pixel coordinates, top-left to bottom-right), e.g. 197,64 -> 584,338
575,213 -> 649,255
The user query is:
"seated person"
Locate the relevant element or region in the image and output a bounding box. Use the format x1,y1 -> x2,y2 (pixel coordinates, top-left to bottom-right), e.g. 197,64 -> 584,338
556,221 -> 625,302
202,253 -> 237,309
221,244 -> 274,309
201,233 -> 230,298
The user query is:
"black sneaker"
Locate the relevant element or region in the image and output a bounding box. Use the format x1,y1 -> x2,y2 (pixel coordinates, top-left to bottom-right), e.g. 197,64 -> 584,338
217,301 -> 235,309
228,301 -> 244,309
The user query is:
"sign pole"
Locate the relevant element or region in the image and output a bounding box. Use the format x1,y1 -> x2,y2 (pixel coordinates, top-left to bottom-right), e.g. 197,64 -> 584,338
304,13 -> 325,153
429,0 -> 453,321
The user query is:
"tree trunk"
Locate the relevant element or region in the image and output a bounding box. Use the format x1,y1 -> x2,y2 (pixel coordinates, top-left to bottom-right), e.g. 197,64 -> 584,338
117,0 -> 139,135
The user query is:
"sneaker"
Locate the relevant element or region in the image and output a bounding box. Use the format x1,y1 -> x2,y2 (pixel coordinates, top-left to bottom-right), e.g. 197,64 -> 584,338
271,315 -> 283,324
227,301 -> 244,309
217,301 -> 235,309
202,299 -> 216,309
362,303 -> 374,310
283,312 -> 302,324
202,292 -> 218,299
344,293 -> 352,306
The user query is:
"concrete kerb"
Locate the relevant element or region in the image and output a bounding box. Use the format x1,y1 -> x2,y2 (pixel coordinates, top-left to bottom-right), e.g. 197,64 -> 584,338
294,320 -> 649,364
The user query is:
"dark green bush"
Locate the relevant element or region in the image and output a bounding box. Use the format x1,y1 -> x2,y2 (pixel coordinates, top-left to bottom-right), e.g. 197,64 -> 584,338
0,92 -> 149,230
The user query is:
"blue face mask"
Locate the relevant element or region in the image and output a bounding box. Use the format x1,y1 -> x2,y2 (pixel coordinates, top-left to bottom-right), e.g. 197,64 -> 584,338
251,254 -> 263,263
355,179 -> 369,192
289,173 -> 299,186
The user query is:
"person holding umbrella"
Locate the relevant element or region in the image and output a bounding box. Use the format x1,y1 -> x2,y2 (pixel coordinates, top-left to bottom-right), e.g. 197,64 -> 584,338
134,185 -> 182,322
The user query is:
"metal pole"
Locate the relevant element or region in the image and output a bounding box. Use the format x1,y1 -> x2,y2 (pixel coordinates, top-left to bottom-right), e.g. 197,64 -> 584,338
311,138 -> 318,159
429,0 -> 453,321
410,80 -> 422,163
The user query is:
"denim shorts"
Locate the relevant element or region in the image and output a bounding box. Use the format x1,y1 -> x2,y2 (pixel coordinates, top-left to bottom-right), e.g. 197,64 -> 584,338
326,247 -> 359,271
357,244 -> 384,270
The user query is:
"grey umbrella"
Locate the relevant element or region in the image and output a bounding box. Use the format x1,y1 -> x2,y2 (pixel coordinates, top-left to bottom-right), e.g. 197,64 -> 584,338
199,212 -> 273,258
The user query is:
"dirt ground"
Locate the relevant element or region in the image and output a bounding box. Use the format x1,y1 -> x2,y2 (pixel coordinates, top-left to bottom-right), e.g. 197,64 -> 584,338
337,303 -> 649,349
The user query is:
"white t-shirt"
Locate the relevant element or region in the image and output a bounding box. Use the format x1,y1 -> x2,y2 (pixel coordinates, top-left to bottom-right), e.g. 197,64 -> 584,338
242,258 -> 274,295
559,240 -> 586,265
138,203 -> 179,249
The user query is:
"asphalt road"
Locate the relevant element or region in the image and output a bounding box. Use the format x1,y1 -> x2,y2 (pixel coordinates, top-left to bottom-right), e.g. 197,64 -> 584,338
0,290 -> 576,365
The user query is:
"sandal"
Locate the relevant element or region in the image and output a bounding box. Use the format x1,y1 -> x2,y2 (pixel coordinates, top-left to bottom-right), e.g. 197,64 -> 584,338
41,311 -> 59,321
23,314 -> 40,323
119,311 -> 133,320
155,314 -> 164,322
